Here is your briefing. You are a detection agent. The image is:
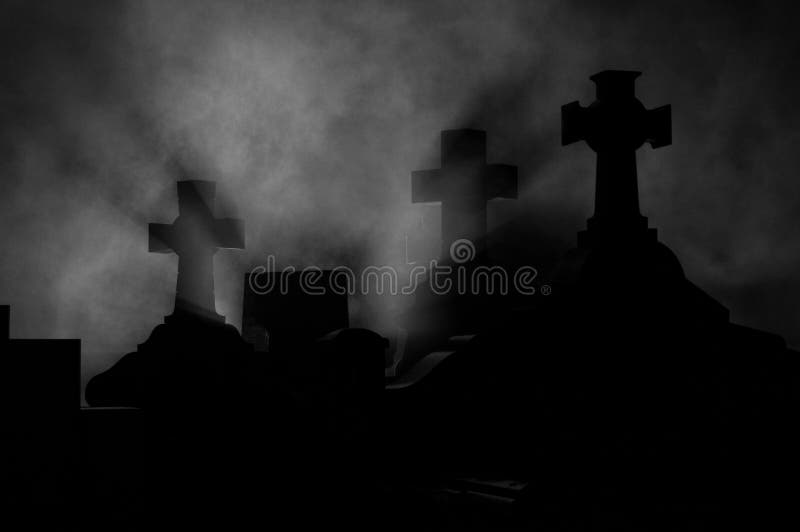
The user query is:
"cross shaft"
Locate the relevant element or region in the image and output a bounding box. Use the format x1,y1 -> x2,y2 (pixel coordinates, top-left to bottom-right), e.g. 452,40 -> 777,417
149,180 -> 244,323
562,70 -> 671,242
412,129 -> 517,261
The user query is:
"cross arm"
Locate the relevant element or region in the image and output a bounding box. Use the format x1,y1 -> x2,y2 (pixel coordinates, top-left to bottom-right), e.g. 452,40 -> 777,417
561,101 -> 587,146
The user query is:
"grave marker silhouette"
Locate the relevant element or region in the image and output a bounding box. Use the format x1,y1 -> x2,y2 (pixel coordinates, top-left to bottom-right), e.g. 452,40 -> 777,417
149,180 -> 244,323
412,129 -> 517,261
1,304 -> 8,342
242,270 -> 349,354
87,179 -> 249,407
0,305 -> 80,528
562,70 -> 670,244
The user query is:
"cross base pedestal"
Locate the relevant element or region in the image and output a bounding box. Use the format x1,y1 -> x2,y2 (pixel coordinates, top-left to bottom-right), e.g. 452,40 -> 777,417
165,300 -> 226,326
578,214 -> 657,248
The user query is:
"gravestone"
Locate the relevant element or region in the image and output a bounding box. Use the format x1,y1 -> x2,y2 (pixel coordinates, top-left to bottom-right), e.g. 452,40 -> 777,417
86,180 -> 252,408
83,180 -> 281,528
561,70 -> 670,245
412,129 -> 517,261
555,70 -> 693,293
384,72 -> 799,529
0,306 -> 81,529
1,304 -> 8,341
503,69 -> 796,526
149,180 -> 244,323
1,305 -> 80,424
396,130 -> 520,372
242,270 -> 349,355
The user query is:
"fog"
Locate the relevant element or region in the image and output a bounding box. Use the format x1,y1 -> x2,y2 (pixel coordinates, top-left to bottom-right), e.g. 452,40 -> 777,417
1,0 -> 798,388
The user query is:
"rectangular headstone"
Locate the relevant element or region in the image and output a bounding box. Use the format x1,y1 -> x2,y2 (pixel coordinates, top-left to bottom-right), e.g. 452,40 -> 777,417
242,271 -> 349,354
1,305 -> 8,341
1,327 -> 81,528
0,307 -> 80,428
3,339 -> 81,423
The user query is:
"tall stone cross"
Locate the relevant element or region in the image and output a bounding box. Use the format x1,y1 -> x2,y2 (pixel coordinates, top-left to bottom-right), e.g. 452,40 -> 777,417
149,180 -> 244,323
412,129 -> 517,261
562,70 -> 671,242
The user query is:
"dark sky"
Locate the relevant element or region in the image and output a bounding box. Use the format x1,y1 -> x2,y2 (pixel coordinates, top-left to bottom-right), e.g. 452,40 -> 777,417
1,0 -> 800,386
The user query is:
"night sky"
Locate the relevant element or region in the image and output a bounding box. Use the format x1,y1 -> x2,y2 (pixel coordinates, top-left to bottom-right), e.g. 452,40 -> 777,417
1,0 -> 799,390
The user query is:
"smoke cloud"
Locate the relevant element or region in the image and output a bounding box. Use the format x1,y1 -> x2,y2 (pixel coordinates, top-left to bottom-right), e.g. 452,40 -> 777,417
1,0 -> 799,393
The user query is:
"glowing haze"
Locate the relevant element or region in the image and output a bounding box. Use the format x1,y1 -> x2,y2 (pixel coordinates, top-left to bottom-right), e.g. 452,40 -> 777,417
1,0 -> 799,389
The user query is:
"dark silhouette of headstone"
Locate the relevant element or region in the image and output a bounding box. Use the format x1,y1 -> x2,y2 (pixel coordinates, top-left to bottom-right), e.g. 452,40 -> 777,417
1,305 -> 81,421
86,180 -> 250,408
507,71 -> 797,528
83,179 -> 282,528
562,70 -> 670,244
383,71 -> 799,530
242,270 -> 349,354
554,70 -> 718,311
1,304 -> 8,341
72,73 -> 800,530
82,170 -> 398,528
412,129 -> 517,260
149,180 -> 244,323
0,306 -> 80,530
393,130 -> 523,376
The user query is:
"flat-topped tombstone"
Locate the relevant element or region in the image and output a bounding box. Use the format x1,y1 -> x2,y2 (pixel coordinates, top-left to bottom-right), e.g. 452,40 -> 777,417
242,270 -> 349,354
1,304 -> 8,341
0,306 -> 80,419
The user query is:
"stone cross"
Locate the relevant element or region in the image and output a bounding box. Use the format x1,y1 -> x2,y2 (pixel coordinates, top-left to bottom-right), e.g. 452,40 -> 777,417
412,129 -> 517,261
149,180 -> 244,323
562,70 -> 671,240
